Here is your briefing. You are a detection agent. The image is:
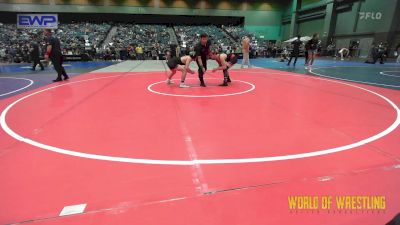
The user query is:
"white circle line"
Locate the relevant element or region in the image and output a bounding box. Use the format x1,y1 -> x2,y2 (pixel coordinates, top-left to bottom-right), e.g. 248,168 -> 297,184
147,78 -> 256,98
0,77 -> 34,97
379,71 -> 400,78
1,71 -> 399,165
309,67 -> 400,88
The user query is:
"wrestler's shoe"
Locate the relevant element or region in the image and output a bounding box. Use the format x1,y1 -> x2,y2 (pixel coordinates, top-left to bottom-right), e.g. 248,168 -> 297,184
219,81 -> 228,86
179,83 -> 190,88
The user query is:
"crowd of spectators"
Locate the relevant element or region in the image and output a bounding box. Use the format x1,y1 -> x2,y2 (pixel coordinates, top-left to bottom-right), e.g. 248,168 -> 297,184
0,22 -> 111,63
1,22 -> 289,63
57,22 -> 111,55
174,25 -> 235,52
0,23 -> 41,63
106,24 -> 170,60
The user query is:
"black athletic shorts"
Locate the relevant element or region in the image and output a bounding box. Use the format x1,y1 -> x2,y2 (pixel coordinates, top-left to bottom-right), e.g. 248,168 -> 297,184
167,57 -> 184,69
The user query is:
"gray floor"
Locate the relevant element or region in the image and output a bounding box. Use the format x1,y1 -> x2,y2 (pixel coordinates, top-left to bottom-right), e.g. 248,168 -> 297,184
91,60 -> 253,73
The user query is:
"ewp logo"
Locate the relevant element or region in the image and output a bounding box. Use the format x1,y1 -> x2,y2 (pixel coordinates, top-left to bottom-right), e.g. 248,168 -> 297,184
17,14 -> 58,29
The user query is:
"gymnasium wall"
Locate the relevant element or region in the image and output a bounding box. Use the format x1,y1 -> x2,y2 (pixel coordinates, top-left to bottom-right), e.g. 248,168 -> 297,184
281,23 -> 291,41
300,0 -> 322,8
335,6 -> 354,35
0,0 -> 289,40
281,0 -> 399,51
334,0 -> 399,54
280,2 -> 293,41
245,11 -> 282,40
335,0 -> 399,36
298,18 -> 324,37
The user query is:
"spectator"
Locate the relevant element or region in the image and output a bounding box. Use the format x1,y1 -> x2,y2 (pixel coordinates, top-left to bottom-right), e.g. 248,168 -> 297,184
135,45 -> 144,60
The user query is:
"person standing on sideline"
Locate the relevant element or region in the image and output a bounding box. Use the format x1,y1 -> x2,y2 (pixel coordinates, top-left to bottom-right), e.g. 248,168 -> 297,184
306,33 -> 319,67
396,43 -> 400,63
135,45 -> 144,60
176,45 -> 181,58
304,40 -> 310,65
287,35 -> 302,66
30,34 -> 44,71
241,35 -> 251,68
365,43 -> 379,64
376,42 -> 385,64
44,29 -> 69,82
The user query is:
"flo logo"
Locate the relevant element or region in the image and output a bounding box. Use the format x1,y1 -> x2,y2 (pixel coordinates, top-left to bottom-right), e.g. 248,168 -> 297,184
359,12 -> 382,20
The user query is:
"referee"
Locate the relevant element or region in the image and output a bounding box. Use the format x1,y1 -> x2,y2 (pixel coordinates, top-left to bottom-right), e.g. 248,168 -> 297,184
194,33 -> 211,87
44,29 -> 69,82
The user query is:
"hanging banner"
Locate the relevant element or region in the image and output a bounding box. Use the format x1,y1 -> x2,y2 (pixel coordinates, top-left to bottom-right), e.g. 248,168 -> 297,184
17,14 -> 58,29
